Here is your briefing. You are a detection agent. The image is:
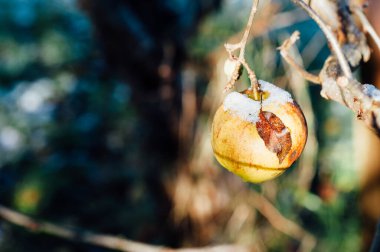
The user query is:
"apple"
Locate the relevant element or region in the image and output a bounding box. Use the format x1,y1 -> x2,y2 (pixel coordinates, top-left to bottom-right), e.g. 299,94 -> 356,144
211,80 -> 307,183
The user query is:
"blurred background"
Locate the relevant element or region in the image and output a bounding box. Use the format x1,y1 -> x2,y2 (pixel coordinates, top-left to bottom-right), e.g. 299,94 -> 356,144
0,0 -> 379,251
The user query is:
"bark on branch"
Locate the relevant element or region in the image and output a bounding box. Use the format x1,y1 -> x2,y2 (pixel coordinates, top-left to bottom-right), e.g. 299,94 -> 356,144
282,0 -> 380,136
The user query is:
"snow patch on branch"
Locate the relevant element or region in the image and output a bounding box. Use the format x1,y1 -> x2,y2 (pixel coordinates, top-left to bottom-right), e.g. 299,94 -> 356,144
362,84 -> 380,103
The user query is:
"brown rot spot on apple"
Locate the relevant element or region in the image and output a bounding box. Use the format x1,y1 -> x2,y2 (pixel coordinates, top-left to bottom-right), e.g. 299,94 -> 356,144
211,80 -> 307,183
256,111 -> 292,164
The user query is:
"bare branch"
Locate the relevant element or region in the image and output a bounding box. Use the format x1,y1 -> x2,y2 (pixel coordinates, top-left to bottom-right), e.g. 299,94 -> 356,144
238,0 -> 258,61
226,0 -> 259,61
250,191 -> 317,252
291,0 -> 353,79
224,0 -> 260,93
278,31 -> 321,84
277,1 -> 380,135
232,55 -> 260,99
319,57 -> 380,135
0,205 -> 250,252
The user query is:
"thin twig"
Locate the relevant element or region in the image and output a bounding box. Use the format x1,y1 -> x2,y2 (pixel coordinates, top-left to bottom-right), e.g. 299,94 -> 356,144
292,0 -> 352,80
224,0 -> 259,60
352,6 -> 380,54
0,205 -> 164,252
238,0 -> 258,61
224,0 -> 260,93
232,56 -> 260,99
250,191 -> 317,252
0,205 -> 250,252
278,31 -> 321,84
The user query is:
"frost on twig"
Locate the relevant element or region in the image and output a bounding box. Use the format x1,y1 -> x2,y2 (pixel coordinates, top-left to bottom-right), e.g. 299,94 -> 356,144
281,0 -> 380,136
319,58 -> 380,136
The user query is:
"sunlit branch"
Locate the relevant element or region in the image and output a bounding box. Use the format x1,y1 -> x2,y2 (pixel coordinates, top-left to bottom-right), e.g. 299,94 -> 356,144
291,0 -> 352,80
278,31 -> 321,84
224,0 -> 260,93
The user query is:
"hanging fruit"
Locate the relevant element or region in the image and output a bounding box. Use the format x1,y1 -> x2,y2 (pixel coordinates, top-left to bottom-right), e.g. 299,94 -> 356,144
211,80 -> 307,183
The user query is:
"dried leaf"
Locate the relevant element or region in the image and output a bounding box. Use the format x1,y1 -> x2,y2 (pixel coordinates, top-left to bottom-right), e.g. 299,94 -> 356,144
256,111 -> 292,164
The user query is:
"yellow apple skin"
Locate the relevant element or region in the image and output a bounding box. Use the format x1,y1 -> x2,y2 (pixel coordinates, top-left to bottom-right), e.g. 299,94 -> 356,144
211,100 -> 307,183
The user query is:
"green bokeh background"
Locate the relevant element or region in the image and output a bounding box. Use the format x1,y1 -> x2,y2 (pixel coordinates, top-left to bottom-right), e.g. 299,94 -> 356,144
0,0 -> 364,251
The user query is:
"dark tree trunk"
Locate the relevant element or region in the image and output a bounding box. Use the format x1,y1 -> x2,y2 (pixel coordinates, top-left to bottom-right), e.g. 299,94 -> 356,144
79,0 -> 220,246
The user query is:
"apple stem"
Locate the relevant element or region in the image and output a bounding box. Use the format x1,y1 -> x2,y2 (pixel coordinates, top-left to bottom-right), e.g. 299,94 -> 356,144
233,56 -> 261,100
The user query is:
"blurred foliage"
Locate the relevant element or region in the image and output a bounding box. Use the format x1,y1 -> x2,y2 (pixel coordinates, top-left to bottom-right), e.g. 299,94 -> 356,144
0,0 -> 363,251
0,0 -> 165,251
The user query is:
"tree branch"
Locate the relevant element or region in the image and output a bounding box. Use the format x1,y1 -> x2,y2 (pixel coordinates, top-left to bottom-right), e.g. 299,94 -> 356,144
224,0 -> 260,96
250,191 -> 317,252
291,0 -> 352,79
231,55 -> 259,91
278,31 -> 321,84
0,205 -> 250,252
279,0 -> 380,135
319,60 -> 380,135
